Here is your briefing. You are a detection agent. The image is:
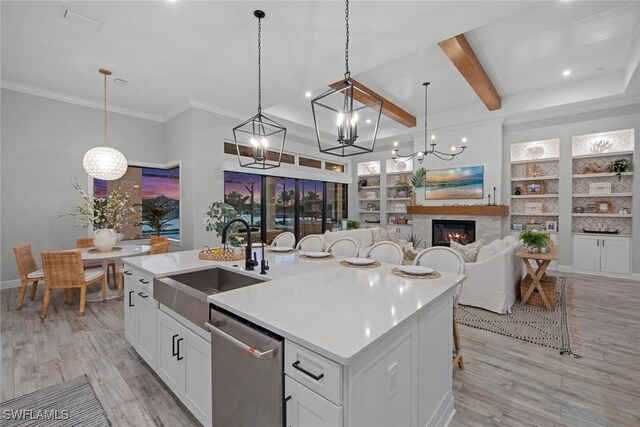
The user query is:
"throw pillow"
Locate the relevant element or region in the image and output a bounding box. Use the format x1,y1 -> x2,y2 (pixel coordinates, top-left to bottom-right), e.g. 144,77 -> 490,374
450,239 -> 485,263
372,228 -> 392,244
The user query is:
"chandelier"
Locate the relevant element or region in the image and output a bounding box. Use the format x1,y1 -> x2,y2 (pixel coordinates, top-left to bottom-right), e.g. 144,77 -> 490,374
311,0 -> 383,157
83,69 -> 128,180
392,82 -> 467,163
232,10 -> 287,170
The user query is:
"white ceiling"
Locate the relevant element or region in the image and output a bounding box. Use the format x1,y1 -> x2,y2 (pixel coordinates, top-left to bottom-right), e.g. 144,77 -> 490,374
2,1 -> 640,143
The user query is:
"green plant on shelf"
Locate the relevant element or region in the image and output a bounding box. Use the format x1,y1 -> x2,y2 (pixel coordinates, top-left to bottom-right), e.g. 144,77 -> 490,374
357,178 -> 368,191
395,180 -> 411,197
346,219 -> 360,230
606,159 -> 631,181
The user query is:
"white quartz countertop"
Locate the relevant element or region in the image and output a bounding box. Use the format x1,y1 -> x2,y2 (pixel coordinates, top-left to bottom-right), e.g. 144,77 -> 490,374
124,249 -> 464,365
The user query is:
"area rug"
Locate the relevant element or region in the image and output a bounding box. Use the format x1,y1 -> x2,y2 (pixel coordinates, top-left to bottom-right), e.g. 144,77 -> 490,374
457,277 -> 583,357
0,374 -> 111,426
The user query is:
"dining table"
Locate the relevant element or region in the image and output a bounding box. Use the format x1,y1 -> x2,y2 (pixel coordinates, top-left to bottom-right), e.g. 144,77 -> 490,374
78,244 -> 151,301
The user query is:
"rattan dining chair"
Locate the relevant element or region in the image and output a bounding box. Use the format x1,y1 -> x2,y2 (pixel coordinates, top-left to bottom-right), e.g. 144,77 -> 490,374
13,244 -> 45,310
77,237 -> 116,285
413,246 -> 466,369
40,251 -> 106,318
149,236 -> 169,246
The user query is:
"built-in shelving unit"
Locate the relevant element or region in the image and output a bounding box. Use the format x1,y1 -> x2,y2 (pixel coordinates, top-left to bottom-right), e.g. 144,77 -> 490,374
356,161 -> 381,226
509,139 -> 561,232
384,158 -> 414,234
571,129 -> 634,235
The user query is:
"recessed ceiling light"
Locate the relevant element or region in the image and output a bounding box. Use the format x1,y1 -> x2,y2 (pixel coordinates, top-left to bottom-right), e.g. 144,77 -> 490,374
305,91 -> 312,98
366,119 -> 371,124
562,70 -> 571,77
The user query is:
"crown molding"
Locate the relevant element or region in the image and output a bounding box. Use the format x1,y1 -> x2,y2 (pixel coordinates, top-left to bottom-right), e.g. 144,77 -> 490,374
503,93 -> 640,126
1,80 -> 164,122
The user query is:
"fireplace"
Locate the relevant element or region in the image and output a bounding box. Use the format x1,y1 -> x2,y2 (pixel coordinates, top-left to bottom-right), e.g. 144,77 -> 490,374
432,220 -> 476,247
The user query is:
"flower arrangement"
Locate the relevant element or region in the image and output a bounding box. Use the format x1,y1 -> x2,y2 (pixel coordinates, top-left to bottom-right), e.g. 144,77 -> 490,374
66,180 -> 137,231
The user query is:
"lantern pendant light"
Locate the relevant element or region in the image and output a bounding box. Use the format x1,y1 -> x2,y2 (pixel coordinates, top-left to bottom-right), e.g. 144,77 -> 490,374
311,0 -> 383,157
391,82 -> 467,163
83,69 -> 128,181
232,10 -> 287,170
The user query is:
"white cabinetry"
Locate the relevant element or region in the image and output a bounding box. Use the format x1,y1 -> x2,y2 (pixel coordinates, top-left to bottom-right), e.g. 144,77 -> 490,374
156,310 -> 211,426
285,375 -> 343,427
572,235 -> 631,275
123,268 -> 156,369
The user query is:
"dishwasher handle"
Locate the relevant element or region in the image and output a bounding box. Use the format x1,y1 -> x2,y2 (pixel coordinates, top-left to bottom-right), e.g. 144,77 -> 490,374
204,321 -> 275,361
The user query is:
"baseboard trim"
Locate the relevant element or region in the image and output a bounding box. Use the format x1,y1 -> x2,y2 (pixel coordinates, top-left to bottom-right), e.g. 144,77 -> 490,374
1,279 -> 21,290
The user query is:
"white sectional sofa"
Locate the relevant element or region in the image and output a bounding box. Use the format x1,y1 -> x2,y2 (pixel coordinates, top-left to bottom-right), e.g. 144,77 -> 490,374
457,235 -> 524,314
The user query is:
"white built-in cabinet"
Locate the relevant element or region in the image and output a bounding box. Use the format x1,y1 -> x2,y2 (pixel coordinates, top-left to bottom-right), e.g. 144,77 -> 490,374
123,264 -> 211,427
572,235 -> 631,275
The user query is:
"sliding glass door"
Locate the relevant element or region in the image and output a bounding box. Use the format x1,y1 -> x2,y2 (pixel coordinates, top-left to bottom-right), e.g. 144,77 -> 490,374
299,180 -> 324,238
326,182 -> 348,231
265,177 -> 296,244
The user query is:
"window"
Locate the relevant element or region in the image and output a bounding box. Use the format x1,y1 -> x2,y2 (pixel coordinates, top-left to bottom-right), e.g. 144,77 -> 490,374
265,177 -> 295,243
94,165 -> 180,240
299,180 -> 323,238
326,182 -> 348,231
223,172 -> 263,242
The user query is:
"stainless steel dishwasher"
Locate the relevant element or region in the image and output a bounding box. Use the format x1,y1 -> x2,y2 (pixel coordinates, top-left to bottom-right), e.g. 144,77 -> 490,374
206,304 -> 284,427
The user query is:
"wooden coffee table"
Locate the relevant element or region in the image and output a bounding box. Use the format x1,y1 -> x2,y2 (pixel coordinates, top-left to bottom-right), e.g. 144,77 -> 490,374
515,245 -> 558,310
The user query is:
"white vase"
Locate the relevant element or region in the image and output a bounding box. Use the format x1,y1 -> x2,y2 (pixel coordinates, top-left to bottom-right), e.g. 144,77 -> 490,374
94,229 -> 117,252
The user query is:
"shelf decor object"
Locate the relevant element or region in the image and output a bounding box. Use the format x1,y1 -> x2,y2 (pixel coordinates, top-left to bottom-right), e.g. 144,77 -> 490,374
311,0 -> 382,157
232,10 -> 287,170
391,82 -> 467,163
83,69 -> 128,181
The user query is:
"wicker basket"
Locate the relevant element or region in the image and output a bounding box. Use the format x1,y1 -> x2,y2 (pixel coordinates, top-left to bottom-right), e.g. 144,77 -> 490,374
520,275 -> 557,309
198,246 -> 245,262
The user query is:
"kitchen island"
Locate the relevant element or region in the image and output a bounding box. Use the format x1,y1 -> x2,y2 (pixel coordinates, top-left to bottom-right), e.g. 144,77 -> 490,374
123,249 -> 464,427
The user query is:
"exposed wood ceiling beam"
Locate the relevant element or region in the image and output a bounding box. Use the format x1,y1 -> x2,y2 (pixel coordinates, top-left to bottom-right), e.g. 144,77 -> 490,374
329,78 -> 417,128
438,34 -> 501,111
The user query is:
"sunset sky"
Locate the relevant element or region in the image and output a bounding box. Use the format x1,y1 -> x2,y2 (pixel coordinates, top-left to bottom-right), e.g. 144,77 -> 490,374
94,167 -> 179,200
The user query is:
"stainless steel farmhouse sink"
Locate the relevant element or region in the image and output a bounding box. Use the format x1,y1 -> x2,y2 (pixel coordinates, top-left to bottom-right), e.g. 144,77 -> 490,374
154,267 -> 266,330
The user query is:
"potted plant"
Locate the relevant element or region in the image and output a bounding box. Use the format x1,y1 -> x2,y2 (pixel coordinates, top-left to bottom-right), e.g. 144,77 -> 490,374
204,201 -> 242,247
65,180 -> 137,252
519,229 -> 551,254
395,181 -> 411,198
606,159 -> 631,181
514,186 -> 522,195
357,178 -> 368,191
346,219 -> 360,230
142,198 -> 177,237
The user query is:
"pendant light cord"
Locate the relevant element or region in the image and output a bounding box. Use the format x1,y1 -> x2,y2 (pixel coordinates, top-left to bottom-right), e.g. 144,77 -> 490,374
257,16 -> 262,114
344,0 -> 350,78
104,72 -> 108,146
424,82 -> 428,150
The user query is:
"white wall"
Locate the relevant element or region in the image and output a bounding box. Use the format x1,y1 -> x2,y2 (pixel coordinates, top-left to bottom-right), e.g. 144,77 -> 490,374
1,89 -> 164,283
413,120 -> 504,206
503,103 -> 640,274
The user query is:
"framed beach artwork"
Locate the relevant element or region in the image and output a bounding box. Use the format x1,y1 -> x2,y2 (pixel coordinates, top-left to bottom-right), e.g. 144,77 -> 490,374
425,166 -> 484,200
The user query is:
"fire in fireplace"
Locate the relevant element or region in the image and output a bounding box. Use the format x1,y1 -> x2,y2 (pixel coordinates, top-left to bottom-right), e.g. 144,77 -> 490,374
432,220 -> 476,247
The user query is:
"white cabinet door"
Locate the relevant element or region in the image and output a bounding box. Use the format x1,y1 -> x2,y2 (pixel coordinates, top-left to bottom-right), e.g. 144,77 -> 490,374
157,310 -> 184,395
285,375 -> 342,427
136,287 -> 157,369
572,235 -> 600,272
182,328 -> 211,426
600,237 -> 631,275
123,275 -> 137,346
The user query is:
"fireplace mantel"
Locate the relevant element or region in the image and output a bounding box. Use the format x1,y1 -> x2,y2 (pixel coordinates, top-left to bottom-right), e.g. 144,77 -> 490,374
407,205 -> 509,216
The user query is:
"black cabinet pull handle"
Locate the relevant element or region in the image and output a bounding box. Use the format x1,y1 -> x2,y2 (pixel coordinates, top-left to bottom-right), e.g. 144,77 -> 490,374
292,360 -> 324,381
176,338 -> 184,360
139,279 -> 149,284
172,334 -> 179,356
123,271 -> 133,276
128,291 -> 134,307
137,292 -> 148,299
284,395 -> 292,402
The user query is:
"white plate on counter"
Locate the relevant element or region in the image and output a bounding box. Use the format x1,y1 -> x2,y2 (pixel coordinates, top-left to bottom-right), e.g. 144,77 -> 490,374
303,251 -> 332,258
345,257 -> 376,266
270,246 -> 294,252
398,266 -> 435,275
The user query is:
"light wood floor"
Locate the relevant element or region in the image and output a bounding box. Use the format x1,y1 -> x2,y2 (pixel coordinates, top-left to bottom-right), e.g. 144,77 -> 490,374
1,272 -> 639,426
